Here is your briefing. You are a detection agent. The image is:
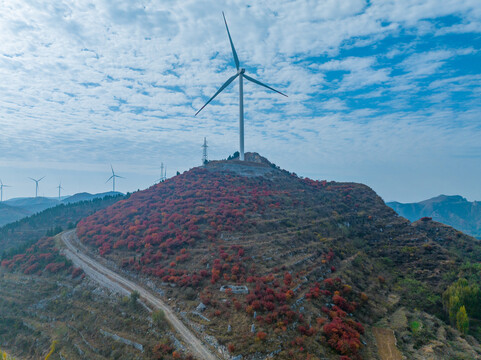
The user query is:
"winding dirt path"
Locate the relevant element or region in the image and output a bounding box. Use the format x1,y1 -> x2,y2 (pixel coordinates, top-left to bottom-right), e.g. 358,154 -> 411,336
373,327 -> 403,360
61,230 -> 218,360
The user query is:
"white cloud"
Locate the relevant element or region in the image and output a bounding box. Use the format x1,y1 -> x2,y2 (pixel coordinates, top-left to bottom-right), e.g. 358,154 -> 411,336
0,0 -> 480,201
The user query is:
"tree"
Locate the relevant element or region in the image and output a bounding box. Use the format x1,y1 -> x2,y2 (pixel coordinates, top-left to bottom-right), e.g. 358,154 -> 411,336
130,290 -> 140,307
456,306 -> 469,334
152,309 -> 166,328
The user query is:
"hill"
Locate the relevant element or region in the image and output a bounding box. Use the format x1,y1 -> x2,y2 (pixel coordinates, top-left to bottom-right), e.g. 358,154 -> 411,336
0,193 -> 125,256
69,153 -> 481,359
387,195 -> 481,239
4,196 -> 60,214
0,192 -> 124,228
62,191 -> 123,204
2,154 -> 481,359
0,203 -> 31,226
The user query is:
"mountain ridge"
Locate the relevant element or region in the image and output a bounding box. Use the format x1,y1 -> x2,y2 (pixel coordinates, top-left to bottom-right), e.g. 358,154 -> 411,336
387,194 -> 481,239
0,191 -> 123,227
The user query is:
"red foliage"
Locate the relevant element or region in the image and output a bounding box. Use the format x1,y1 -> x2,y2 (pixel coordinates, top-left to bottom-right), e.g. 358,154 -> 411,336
71,267 -> 83,278
76,168 -> 289,288
256,331 -> 267,341
1,237 -> 69,276
284,272 -> 292,286
45,262 -> 66,273
323,317 -> 364,356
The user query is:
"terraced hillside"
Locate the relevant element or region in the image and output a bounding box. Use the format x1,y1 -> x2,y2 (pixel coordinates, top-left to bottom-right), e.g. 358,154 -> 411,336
69,153 -> 481,359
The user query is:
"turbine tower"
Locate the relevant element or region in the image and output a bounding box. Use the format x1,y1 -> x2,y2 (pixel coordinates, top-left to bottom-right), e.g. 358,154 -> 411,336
195,12 -> 287,161
106,165 -> 124,192
28,177 -> 45,197
57,182 -> 64,201
0,180 -> 11,202
202,137 -> 208,165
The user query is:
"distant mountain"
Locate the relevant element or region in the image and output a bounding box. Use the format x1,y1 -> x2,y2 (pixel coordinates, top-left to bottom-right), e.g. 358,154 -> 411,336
0,192 -> 124,227
4,196 -> 60,214
0,203 -> 31,226
387,195 -> 481,238
62,191 -> 122,204
0,192 -> 126,254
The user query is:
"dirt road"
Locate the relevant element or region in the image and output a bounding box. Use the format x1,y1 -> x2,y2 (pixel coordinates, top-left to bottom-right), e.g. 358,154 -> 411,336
373,327 -> 403,360
61,230 -> 218,360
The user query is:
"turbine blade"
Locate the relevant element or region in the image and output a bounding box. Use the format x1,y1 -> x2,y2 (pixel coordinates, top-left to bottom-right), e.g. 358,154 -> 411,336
106,175 -> 113,183
222,12 -> 240,70
195,73 -> 239,116
115,175 -> 125,179
39,176 -> 45,182
243,74 -> 288,97
28,177 -> 36,181
111,164 -> 114,175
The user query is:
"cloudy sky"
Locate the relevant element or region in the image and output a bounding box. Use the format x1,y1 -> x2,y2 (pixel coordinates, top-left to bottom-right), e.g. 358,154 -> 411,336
1,0 -> 480,202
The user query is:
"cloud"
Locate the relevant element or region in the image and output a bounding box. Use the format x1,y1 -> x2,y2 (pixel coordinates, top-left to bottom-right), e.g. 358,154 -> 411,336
0,0 -> 480,202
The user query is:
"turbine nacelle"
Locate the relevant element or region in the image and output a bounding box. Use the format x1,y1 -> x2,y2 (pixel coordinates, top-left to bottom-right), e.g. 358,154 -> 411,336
238,68 -> 246,75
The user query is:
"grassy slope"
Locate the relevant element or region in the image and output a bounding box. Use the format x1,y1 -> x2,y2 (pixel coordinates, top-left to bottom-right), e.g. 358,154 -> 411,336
0,268 -> 193,360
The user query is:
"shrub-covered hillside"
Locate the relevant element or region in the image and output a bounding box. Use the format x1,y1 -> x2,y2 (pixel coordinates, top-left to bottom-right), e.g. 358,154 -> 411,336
60,154 -> 481,358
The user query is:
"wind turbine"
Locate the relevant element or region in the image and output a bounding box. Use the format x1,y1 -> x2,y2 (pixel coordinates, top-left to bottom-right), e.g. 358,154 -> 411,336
106,165 -> 124,192
28,177 -> 45,197
0,180 -> 11,202
57,182 -> 64,201
195,12 -> 287,161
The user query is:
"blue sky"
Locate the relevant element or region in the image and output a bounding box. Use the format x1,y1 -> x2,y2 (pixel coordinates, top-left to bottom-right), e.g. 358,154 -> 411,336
0,0 -> 481,202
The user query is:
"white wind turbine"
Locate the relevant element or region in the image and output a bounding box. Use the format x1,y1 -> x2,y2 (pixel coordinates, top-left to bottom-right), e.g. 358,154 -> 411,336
0,179 -> 11,202
29,176 -> 45,197
106,165 -> 124,192
195,12 -> 287,161
57,182 -> 64,201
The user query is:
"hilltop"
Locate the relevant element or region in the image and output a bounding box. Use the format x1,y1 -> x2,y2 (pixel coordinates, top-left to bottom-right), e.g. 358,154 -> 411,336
68,153 -> 481,359
388,195 -> 481,239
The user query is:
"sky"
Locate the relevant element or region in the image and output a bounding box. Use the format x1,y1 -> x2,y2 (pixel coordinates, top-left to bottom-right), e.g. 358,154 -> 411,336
0,0 -> 481,203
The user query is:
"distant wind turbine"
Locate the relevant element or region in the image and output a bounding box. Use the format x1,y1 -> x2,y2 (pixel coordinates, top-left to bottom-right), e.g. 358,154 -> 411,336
29,176 -> 45,197
57,182 -> 64,201
0,179 -> 11,202
195,12 -> 287,161
106,165 -> 124,192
